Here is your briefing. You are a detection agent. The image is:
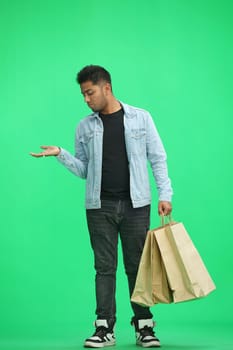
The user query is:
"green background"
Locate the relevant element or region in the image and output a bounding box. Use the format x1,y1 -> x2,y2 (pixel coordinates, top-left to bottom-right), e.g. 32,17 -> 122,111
0,0 -> 232,349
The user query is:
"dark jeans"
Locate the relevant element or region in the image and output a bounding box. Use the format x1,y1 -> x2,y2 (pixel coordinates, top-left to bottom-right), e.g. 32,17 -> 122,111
86,199 -> 153,324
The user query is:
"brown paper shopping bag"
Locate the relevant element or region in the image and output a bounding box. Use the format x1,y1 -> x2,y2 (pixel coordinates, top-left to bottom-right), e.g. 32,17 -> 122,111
131,229 -> 172,307
154,220 -> 216,303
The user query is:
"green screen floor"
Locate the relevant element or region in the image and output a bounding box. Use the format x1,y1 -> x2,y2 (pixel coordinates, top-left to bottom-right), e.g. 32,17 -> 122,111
0,323 -> 232,350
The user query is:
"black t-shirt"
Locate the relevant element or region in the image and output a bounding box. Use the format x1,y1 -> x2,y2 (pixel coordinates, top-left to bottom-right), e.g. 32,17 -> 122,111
99,108 -> 130,200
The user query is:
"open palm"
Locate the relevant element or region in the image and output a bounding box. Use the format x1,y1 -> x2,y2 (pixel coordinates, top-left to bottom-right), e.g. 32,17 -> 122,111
30,145 -> 60,158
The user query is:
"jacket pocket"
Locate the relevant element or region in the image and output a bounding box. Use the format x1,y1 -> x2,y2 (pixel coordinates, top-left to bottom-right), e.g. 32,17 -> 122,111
80,132 -> 94,144
130,128 -> 146,155
79,132 -> 94,160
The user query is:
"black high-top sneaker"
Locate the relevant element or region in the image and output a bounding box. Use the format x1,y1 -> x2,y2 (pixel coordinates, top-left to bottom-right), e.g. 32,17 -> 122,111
131,318 -> 160,348
84,319 -> 116,348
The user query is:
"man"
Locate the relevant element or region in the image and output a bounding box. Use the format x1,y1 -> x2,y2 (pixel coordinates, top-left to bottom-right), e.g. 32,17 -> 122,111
30,65 -> 173,348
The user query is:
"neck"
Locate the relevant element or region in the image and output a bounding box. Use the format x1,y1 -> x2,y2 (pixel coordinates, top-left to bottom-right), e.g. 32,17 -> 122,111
100,97 -> 121,115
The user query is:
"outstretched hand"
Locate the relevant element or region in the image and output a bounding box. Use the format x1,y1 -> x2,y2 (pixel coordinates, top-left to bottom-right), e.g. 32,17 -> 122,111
30,145 -> 61,158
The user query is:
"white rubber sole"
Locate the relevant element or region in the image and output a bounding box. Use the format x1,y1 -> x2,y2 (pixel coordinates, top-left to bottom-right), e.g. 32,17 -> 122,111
136,339 -> 161,348
84,340 -> 116,348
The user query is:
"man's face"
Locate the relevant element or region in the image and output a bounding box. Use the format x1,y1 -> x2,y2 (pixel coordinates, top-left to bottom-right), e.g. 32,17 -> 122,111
80,80 -> 109,113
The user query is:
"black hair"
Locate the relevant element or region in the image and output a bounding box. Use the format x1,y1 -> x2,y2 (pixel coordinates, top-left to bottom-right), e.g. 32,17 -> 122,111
76,65 -> 112,86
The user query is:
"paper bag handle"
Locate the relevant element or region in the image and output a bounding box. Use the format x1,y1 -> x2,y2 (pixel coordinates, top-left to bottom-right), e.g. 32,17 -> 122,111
160,214 -> 173,227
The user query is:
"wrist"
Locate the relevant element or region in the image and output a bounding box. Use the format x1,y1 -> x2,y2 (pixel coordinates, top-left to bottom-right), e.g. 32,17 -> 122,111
55,147 -> 61,156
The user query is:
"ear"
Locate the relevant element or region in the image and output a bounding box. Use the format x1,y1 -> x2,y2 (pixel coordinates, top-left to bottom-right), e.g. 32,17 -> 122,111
104,82 -> 112,95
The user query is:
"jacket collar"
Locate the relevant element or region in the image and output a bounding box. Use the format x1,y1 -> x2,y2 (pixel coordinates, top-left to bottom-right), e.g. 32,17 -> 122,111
120,101 -> 136,118
92,101 -> 136,119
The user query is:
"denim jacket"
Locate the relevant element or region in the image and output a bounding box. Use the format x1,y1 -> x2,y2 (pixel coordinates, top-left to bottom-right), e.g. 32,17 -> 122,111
57,102 -> 173,209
